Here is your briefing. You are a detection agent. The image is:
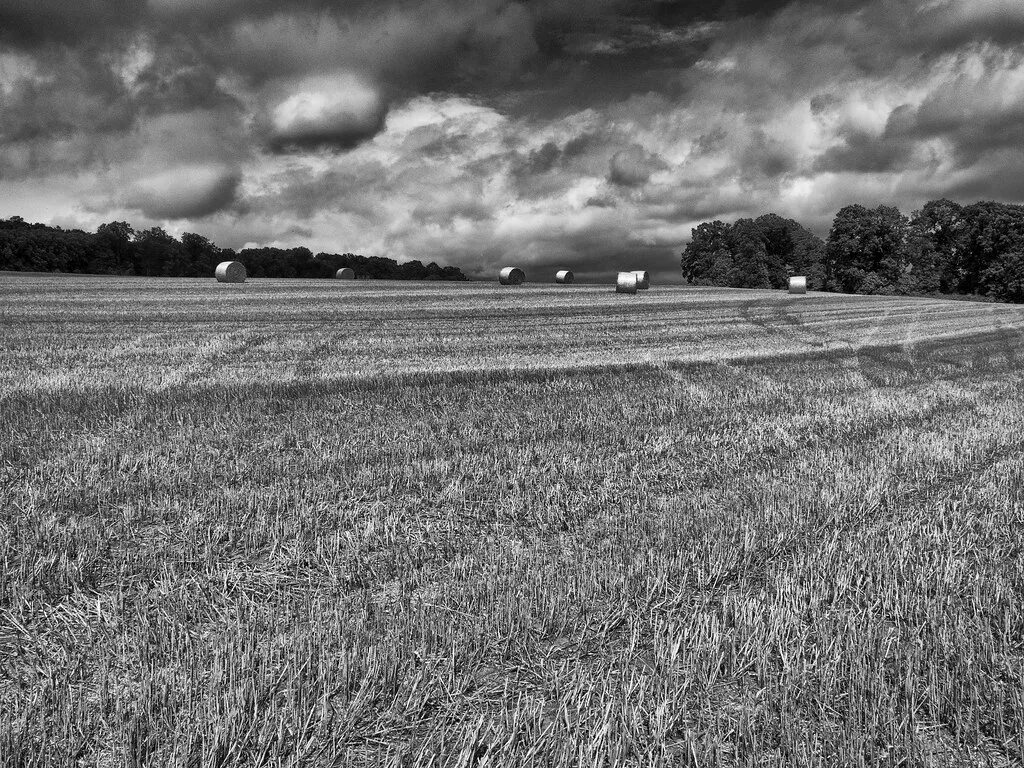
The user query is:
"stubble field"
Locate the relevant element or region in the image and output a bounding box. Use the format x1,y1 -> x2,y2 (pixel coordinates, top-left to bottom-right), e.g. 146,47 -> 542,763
1,274 -> 1023,767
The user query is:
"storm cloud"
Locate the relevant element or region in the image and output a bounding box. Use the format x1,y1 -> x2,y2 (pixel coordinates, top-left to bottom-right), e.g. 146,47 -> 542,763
2,0 -> 1024,278
126,165 -> 242,219
608,146 -> 668,187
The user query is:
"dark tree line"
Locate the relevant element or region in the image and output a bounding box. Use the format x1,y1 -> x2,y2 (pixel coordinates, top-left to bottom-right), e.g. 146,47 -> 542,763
237,247 -> 465,281
681,200 -> 1024,303
681,213 -> 824,290
0,217 -> 467,281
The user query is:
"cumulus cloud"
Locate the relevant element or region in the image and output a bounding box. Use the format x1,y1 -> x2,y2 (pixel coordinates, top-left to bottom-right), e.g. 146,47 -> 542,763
880,49 -> 1024,165
6,0 -> 1024,277
608,145 -> 668,187
267,73 -> 387,152
223,95 -> 692,279
126,165 -> 241,219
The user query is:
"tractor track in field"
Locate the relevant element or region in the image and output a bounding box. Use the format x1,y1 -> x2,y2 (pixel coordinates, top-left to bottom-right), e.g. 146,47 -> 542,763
988,308 -> 1022,371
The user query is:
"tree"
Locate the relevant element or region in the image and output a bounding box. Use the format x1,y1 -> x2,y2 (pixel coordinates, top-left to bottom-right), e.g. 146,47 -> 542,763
982,251 -> 1024,303
181,233 -> 221,277
728,219 -> 772,288
677,201 -> 1024,302
95,221 -> 137,274
97,221 -> 135,243
755,213 -> 826,287
959,202 -> 1024,296
681,221 -> 732,284
1,215 -> 468,280
910,199 -> 965,293
681,215 -> 824,289
133,227 -> 185,276
824,204 -> 910,293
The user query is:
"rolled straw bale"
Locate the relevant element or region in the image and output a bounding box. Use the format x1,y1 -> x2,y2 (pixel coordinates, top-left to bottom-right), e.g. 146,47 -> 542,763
499,266 -> 525,285
789,275 -> 807,294
616,271 -> 638,294
555,269 -> 574,284
215,261 -> 246,283
335,267 -> 356,279
632,270 -> 650,289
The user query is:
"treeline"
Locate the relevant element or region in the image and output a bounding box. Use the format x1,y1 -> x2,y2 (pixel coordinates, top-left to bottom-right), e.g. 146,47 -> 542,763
0,217 -> 467,281
236,248 -> 465,281
681,200 -> 1024,303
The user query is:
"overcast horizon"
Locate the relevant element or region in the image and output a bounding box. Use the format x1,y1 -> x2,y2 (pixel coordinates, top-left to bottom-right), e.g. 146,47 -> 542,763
2,0 -> 1024,280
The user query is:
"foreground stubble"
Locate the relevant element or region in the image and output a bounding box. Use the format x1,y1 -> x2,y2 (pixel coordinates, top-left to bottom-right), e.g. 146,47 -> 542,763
1,276 -> 1022,766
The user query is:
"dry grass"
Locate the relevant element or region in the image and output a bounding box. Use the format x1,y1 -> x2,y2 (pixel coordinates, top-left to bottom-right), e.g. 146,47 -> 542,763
1,274 -> 1022,766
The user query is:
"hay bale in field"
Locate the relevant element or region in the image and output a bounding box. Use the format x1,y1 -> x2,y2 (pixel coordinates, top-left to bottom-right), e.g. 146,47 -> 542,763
499,266 -> 525,285
616,271 -> 638,294
555,269 -> 574,284
215,261 -> 246,283
335,267 -> 356,279
789,275 -> 807,294
632,270 -> 650,289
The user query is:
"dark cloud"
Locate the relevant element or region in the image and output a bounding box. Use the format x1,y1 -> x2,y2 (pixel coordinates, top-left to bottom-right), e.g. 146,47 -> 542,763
0,0 -> 142,47
645,183 -> 761,226
809,93 -> 841,115
247,164 -> 386,220
146,0 -> 306,24
944,150 -> 1024,201
131,48 -> 241,116
512,141 -> 562,177
814,130 -> 917,174
879,62 -> 1024,167
739,129 -> 798,178
511,133 -> 599,178
411,190 -> 494,225
214,0 -> 542,96
608,145 -> 667,187
5,0 -> 1024,270
910,1 -> 1024,56
691,127 -> 728,157
0,50 -> 133,143
126,165 -> 241,219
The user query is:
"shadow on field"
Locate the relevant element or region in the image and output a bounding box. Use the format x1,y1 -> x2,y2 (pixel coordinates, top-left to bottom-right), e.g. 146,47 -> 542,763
738,297 -> 829,349
739,296 -> 915,389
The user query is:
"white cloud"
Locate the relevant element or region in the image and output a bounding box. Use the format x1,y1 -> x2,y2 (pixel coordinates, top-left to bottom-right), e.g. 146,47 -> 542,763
8,0 -> 1024,280
268,72 -> 386,151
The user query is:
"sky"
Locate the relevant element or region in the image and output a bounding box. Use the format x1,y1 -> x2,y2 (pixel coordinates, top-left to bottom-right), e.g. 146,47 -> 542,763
2,0 -> 1024,281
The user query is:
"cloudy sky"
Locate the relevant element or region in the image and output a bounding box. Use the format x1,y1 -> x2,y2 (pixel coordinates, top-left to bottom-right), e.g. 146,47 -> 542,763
1,0 -> 1023,280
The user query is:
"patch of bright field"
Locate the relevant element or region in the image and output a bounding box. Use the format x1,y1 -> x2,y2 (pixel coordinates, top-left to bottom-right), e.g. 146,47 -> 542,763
1,274 -> 1022,766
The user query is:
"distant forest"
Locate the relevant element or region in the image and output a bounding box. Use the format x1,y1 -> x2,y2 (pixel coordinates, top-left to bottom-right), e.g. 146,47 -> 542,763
0,218 -> 467,281
682,200 -> 1024,303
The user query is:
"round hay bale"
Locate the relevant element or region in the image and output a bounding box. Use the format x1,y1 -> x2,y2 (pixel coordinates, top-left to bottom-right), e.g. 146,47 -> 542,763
335,267 -> 356,279
632,270 -> 650,289
789,275 -> 807,294
616,271 -> 638,294
215,261 -> 246,283
555,269 -> 574,284
499,266 -> 525,285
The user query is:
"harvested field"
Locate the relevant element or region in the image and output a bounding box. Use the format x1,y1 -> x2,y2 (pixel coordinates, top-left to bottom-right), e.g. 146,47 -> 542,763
1,274 -> 1023,766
